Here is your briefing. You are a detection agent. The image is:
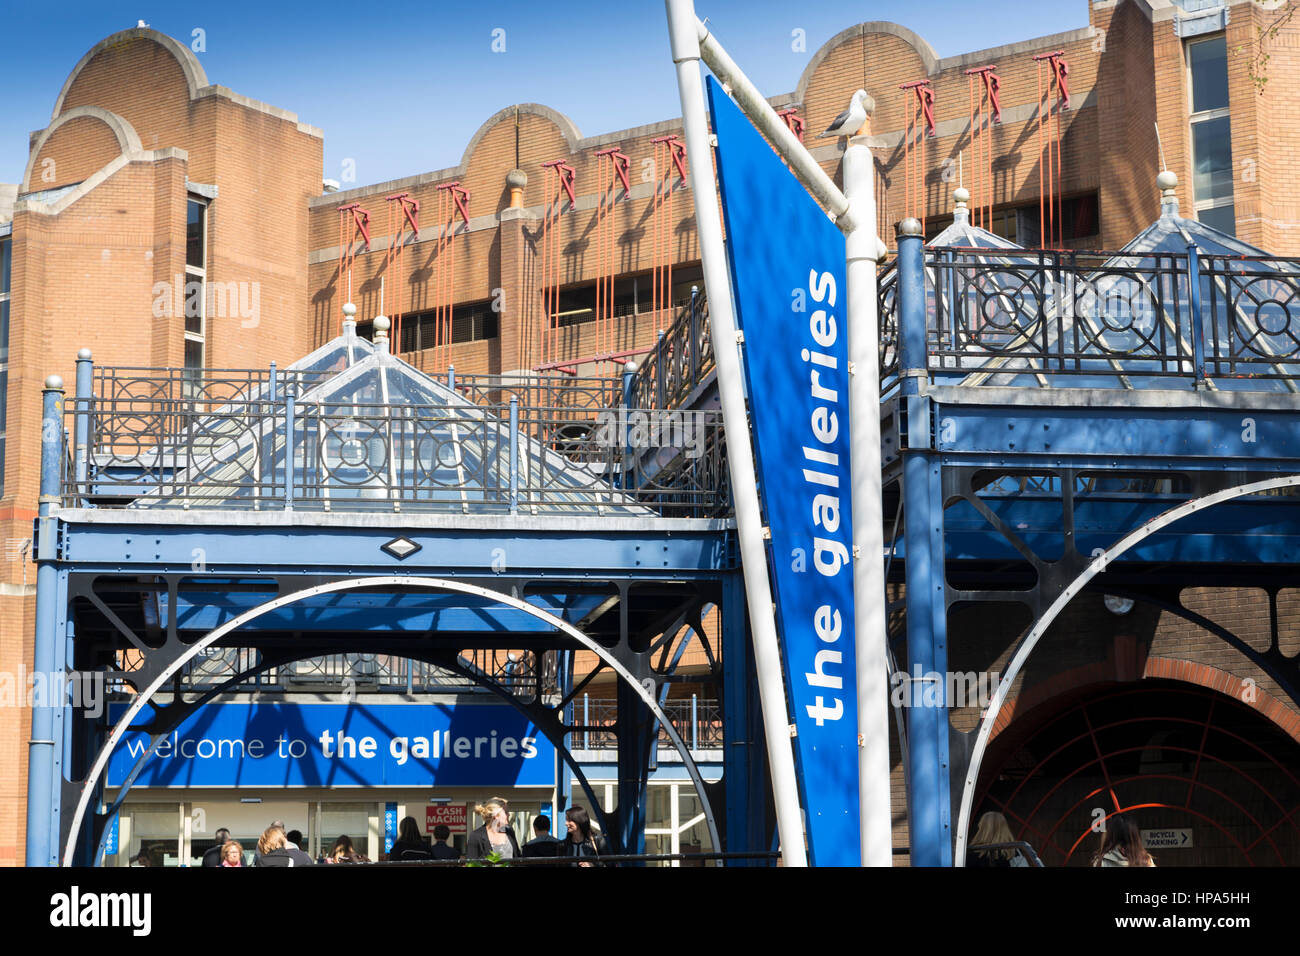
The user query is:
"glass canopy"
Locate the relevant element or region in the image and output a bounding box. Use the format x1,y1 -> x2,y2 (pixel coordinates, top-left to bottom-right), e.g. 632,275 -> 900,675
134,326 -> 650,515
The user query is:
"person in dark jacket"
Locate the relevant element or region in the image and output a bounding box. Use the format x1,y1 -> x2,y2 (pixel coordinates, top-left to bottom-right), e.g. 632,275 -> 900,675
465,799 -> 521,861
254,825 -> 315,867
387,816 -> 433,861
522,816 -> 562,858
430,825 -> 460,861
201,828 -> 231,867
558,806 -> 608,867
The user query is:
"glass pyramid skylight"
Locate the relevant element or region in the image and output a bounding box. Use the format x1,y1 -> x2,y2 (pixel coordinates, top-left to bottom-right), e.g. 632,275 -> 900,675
946,178 -> 1300,391
134,322 -> 650,515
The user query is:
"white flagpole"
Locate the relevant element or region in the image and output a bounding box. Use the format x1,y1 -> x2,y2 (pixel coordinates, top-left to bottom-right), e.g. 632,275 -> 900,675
842,129 -> 894,867
668,2 -> 895,866
665,0 -> 808,867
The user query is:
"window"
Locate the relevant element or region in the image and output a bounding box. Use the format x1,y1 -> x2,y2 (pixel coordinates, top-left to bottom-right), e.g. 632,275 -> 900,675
1187,35 -> 1235,235
542,268 -> 704,330
184,198 -> 208,392
0,236 -> 10,496
923,193 -> 1100,246
398,299 -> 499,353
358,299 -> 500,352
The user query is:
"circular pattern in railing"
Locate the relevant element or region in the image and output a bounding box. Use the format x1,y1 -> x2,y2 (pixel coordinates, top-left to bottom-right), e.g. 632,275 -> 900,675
1230,276 -> 1300,358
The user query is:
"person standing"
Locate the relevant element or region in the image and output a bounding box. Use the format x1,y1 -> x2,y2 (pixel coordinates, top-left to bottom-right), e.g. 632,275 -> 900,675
465,799 -> 520,861
254,826 -> 315,867
522,816 -> 562,859
219,841 -> 245,867
968,812 -> 1029,868
430,825 -> 460,861
1092,815 -> 1156,867
558,807 -> 607,867
201,828 -> 232,868
388,816 -> 432,861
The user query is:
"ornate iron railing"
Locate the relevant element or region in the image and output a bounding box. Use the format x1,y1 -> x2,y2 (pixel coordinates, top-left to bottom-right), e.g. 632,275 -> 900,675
876,246 -> 1300,386
626,289 -> 713,410
572,696 -> 723,751
62,391 -> 730,516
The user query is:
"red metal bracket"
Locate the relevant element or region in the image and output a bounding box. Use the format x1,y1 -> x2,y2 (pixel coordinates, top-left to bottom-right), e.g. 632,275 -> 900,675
775,107 -> 806,143
964,66 -> 1002,124
900,80 -> 935,136
338,203 -> 371,248
651,135 -> 688,180
595,147 -> 632,193
542,160 -> 577,206
384,192 -> 420,235
1034,51 -> 1070,109
437,182 -> 471,225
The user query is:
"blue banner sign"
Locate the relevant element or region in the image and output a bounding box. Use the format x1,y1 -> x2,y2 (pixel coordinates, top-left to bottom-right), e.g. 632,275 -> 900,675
106,702 -> 555,788
385,803 -> 397,855
707,77 -> 860,865
103,814 -> 119,856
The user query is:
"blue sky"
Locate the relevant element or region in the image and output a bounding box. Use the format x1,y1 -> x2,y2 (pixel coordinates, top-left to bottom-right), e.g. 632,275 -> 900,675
0,0 -> 1088,189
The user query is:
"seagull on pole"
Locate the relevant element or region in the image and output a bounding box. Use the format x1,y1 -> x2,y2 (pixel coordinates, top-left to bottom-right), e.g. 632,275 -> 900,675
819,89 -> 873,139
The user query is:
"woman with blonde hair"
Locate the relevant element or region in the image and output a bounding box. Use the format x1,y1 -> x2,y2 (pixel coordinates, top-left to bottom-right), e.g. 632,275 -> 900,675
254,825 -> 315,866
969,811 -> 1029,867
220,841 -> 245,867
465,797 -> 520,861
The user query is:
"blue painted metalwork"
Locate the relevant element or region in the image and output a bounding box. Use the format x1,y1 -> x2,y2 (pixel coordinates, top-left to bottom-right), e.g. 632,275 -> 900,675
898,228 -> 952,866
27,377 -> 64,866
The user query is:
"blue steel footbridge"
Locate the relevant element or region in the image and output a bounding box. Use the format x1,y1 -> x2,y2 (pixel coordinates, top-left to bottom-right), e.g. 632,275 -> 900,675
28,182 -> 1300,866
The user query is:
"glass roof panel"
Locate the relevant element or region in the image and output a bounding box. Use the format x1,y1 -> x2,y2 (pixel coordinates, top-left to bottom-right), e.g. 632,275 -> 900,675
135,341 -> 651,515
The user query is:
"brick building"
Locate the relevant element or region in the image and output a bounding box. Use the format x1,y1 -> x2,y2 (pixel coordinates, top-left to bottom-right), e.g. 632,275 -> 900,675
1,0 -> 1298,865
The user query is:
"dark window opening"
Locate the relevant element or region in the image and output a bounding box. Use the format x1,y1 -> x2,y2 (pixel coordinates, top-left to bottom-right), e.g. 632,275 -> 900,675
358,299 -> 500,351
186,199 -> 206,269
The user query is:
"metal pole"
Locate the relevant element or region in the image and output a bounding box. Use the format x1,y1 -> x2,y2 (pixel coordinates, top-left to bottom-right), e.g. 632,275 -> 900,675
1187,241 -> 1207,388
666,0 -> 807,866
695,23 -> 851,227
448,364 -> 456,392
284,393 -> 296,512
843,133 -> 893,867
73,349 -> 92,495
27,374 -> 64,866
898,219 -> 952,866
508,396 -> 519,515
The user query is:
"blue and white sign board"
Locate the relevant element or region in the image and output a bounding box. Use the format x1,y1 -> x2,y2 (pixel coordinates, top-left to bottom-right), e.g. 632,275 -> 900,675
707,77 -> 861,865
106,702 -> 554,788
385,803 -> 398,855
103,814 -> 119,856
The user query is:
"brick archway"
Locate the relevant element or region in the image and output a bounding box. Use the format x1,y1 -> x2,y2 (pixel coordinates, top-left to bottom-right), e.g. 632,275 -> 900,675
974,680 -> 1300,866
992,654 -> 1300,749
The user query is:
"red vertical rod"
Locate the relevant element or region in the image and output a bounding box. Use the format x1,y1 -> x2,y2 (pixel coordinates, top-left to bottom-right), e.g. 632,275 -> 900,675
901,80 -> 933,235
337,203 -> 371,324
1033,51 -> 1067,248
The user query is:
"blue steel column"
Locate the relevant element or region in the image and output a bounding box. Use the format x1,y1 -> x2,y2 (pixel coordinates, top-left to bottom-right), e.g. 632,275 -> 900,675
615,676 -> 652,860
26,375 -> 64,866
722,571 -> 767,863
897,220 -> 952,866
557,650 -> 573,835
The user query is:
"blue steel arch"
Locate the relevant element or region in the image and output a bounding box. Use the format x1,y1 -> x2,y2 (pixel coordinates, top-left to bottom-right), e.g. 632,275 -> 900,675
64,575 -> 721,866
955,473 -> 1300,867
